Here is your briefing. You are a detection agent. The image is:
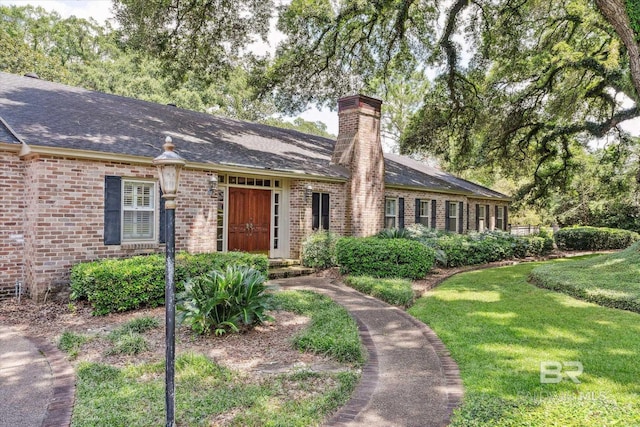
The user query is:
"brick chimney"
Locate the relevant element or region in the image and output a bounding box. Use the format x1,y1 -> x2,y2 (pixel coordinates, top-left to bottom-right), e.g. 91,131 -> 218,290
332,94 -> 385,236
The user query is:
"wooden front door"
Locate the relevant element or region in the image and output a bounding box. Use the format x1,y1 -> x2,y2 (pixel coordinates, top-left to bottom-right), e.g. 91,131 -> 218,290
228,187 -> 271,253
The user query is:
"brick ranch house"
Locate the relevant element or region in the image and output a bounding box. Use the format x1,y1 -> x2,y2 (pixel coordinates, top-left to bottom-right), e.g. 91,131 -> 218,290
0,72 -> 510,301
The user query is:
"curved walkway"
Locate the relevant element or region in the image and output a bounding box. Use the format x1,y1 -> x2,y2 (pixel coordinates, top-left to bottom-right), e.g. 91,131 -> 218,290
0,327 -> 75,427
271,276 -> 463,427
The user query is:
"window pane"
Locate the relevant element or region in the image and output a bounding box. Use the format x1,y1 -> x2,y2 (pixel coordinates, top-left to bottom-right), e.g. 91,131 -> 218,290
385,217 -> 396,229
420,201 -> 429,217
386,199 -> 396,216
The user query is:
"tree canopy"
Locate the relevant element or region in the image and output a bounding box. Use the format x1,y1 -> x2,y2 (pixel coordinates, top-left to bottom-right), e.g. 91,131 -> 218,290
265,0 -> 640,205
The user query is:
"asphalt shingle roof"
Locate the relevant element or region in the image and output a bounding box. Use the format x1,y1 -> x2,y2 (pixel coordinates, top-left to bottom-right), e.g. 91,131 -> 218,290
0,72 -> 509,200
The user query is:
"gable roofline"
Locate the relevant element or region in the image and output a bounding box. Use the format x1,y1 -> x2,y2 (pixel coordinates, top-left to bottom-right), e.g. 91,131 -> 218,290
6,142 -> 348,183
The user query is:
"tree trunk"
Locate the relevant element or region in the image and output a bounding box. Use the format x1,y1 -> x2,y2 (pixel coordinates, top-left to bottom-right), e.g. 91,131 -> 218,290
595,0 -> 640,100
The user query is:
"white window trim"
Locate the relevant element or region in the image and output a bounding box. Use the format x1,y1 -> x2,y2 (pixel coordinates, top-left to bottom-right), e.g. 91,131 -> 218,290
385,198 -> 398,229
419,200 -> 430,225
448,201 -> 458,232
121,179 -> 156,242
478,205 -> 486,232
496,206 -> 504,230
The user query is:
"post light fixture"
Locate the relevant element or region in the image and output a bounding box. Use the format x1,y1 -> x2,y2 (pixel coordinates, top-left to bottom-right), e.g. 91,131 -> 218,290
207,175 -> 218,196
304,184 -> 313,202
153,136 -> 185,427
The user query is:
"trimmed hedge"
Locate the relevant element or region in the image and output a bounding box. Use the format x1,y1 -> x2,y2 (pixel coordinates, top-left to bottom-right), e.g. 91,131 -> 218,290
336,237 -> 435,279
70,252 -> 268,315
529,242 -> 640,313
301,230 -> 339,269
405,225 -> 554,268
554,226 -> 640,251
343,275 -> 415,307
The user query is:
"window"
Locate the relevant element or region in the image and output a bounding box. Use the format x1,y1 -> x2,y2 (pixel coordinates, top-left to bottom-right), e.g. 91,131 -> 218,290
385,198 -> 397,229
478,205 -> 486,232
419,200 -> 430,226
496,206 -> 505,230
312,192 -> 330,230
448,202 -> 458,232
122,180 -> 156,241
216,188 -> 225,252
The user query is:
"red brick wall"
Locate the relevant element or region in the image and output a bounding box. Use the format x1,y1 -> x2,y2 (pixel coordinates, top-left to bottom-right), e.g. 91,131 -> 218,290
5,153 -> 217,301
289,179 -> 347,258
0,152 -> 26,299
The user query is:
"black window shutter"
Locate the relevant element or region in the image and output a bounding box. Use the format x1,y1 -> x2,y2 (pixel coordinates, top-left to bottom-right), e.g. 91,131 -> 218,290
475,204 -> 480,231
466,202 -> 469,231
159,188 -> 166,243
312,192 -> 320,230
321,193 -> 330,230
459,201 -> 464,233
398,197 -> 405,229
104,176 -> 121,245
415,198 -> 421,224
431,200 -> 436,228
444,201 -> 450,231
504,206 -> 508,231
485,204 -> 490,229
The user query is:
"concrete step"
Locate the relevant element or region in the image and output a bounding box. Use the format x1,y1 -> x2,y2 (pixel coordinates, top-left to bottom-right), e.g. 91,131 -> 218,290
268,258 -> 303,268
268,265 -> 315,280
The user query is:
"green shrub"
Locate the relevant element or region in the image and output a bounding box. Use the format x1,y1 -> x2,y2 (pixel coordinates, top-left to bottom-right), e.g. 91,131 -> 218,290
554,226 -> 640,250
376,228 -> 410,239
343,275 -> 414,306
70,252 -> 268,315
301,231 -> 339,269
336,237 -> 435,279
177,265 -> 273,335
404,225 -> 554,267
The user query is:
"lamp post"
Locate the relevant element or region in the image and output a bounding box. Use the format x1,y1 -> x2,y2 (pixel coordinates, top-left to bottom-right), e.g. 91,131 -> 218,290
153,136 -> 185,427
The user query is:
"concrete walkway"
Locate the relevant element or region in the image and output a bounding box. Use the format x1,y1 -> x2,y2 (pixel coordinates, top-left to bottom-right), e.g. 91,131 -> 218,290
271,276 -> 463,427
0,275 -> 462,427
0,327 -> 74,427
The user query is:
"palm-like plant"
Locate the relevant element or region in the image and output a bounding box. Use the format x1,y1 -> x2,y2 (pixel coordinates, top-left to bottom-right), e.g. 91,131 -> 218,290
177,265 -> 273,335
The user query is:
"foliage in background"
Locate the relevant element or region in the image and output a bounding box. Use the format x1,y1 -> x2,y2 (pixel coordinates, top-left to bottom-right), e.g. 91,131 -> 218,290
409,261 -> 640,426
301,230 -> 339,269
177,265 -> 272,336
70,252 -> 267,315
272,290 -> 364,365
404,225 -> 553,267
336,236 -> 435,279
343,276 -> 414,307
554,226 -> 640,250
530,242 -> 640,313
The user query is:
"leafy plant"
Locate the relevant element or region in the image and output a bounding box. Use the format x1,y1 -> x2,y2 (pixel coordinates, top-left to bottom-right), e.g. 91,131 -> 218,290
70,252 -> 268,315
301,230 -> 339,269
376,228 -> 410,239
554,226 -> 640,251
336,236 -> 435,279
177,265 -> 273,335
343,275 -> 414,307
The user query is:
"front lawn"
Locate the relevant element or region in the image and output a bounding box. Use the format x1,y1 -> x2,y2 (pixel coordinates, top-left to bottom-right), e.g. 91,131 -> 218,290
529,242 -> 640,313
67,290 -> 362,426
409,261 -> 640,426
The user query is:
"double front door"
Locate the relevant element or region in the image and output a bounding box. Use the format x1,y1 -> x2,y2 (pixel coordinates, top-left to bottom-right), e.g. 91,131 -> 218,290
227,187 -> 271,254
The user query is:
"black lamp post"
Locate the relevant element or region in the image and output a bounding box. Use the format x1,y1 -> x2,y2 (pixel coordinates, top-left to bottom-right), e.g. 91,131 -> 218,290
153,136 -> 185,427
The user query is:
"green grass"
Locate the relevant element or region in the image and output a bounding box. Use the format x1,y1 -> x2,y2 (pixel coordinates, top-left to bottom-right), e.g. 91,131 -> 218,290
343,275 -> 414,306
58,331 -> 88,360
71,291 -> 361,426
408,261 -> 640,426
271,290 -> 365,365
529,243 -> 640,313
73,353 -> 357,426
104,316 -> 159,356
